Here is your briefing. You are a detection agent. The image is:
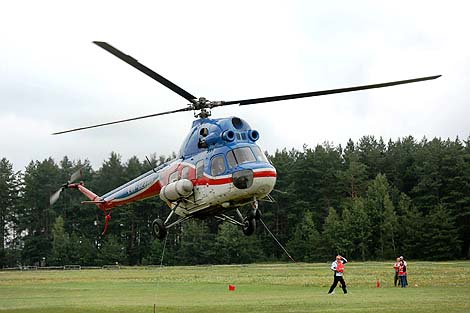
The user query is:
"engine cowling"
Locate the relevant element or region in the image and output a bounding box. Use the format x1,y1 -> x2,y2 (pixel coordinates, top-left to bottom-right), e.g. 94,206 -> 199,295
160,179 -> 193,202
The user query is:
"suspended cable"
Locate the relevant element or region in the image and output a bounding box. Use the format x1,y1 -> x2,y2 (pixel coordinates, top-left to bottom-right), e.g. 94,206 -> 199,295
154,230 -> 170,313
259,218 -> 296,263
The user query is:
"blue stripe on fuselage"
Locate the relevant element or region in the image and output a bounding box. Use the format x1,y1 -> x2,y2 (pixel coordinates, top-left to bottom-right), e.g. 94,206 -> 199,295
101,169 -> 161,201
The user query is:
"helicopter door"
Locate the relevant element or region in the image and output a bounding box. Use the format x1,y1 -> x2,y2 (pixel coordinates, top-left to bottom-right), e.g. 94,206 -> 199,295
207,154 -> 229,202
192,160 -> 208,205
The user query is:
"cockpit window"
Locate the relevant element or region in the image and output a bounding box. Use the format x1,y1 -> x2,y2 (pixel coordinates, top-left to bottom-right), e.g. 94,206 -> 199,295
227,147 -> 256,168
211,155 -> 226,176
227,151 -> 237,168
234,147 -> 256,164
252,146 -> 269,163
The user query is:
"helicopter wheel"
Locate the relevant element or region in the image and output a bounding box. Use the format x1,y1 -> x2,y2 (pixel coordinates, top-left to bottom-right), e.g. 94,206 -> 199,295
152,218 -> 167,240
242,217 -> 256,236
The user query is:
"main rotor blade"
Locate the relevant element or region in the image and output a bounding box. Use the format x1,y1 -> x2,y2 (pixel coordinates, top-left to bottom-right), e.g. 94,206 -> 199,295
52,107 -> 192,135
222,75 -> 441,106
93,41 -> 197,103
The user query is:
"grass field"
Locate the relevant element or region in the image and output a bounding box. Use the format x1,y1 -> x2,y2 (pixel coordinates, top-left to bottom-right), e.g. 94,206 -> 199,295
1,261 -> 470,312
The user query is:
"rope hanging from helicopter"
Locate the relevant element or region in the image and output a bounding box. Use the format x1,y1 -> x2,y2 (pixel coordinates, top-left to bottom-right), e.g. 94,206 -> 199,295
259,218 -> 296,263
153,229 -> 170,313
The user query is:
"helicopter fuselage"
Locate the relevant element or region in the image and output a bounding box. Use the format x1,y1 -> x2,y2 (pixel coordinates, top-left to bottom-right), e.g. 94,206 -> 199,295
75,116 -> 277,219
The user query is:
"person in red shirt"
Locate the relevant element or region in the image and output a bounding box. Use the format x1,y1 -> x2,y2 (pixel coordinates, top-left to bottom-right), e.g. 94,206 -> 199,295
398,260 -> 407,288
328,255 -> 348,294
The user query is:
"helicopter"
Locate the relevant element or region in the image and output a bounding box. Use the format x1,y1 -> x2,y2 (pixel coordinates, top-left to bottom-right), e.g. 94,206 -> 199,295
50,41 -> 440,239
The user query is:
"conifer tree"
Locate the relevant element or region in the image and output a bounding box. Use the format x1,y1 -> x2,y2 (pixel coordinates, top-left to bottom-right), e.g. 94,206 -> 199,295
286,210 -> 320,262
321,207 -> 347,257
397,193 -> 424,259
422,203 -> 461,260
51,216 -> 69,265
177,220 -> 215,265
0,158 -> 20,267
96,235 -> 125,266
342,197 -> 371,261
365,174 -> 397,259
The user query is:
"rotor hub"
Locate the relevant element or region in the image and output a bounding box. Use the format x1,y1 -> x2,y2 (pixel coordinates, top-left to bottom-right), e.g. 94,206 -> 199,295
195,108 -> 211,118
191,97 -> 225,118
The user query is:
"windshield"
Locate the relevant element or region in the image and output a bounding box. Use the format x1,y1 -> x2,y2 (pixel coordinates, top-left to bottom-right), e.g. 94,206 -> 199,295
252,146 -> 269,163
226,147 -> 257,168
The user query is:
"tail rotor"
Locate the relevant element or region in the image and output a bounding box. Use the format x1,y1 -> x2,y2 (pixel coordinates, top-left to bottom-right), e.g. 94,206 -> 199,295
49,167 -> 84,205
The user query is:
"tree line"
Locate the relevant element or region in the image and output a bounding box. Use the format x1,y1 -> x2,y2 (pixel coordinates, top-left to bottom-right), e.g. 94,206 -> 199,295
1,135 -> 469,267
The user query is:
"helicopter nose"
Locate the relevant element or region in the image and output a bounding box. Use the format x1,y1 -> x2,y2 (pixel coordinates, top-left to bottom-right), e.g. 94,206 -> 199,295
232,169 -> 254,190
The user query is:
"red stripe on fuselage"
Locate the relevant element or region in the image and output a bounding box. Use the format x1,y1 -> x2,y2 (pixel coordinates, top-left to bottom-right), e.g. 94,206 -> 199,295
253,170 -> 277,178
195,176 -> 232,186
100,168 -> 276,210
194,168 -> 277,187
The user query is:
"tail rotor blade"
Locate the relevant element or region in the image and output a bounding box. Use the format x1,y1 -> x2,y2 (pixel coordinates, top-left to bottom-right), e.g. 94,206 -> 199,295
50,188 -> 63,206
69,167 -> 83,183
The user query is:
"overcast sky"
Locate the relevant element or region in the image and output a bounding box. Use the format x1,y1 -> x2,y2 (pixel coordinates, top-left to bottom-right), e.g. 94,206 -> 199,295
1,0 -> 469,172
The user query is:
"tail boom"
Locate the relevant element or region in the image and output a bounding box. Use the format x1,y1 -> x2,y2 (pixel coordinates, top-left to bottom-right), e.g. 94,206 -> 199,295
68,183 -> 107,210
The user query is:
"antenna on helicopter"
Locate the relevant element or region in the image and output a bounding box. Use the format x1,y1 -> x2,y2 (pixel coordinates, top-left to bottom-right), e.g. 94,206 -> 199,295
145,155 -> 157,173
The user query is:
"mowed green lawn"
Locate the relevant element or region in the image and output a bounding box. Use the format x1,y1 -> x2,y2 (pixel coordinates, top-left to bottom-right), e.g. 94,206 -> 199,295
1,261 -> 469,313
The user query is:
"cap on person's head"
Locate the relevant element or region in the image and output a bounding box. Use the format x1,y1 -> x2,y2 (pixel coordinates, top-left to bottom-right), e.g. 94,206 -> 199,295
399,256 -> 404,260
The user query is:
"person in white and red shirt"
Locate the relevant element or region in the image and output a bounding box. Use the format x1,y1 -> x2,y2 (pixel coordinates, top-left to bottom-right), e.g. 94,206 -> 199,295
394,257 -> 400,287
328,255 -> 348,294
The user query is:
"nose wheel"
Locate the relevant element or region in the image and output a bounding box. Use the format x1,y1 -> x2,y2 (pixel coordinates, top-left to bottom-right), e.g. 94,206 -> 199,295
243,200 -> 261,235
242,217 -> 256,235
